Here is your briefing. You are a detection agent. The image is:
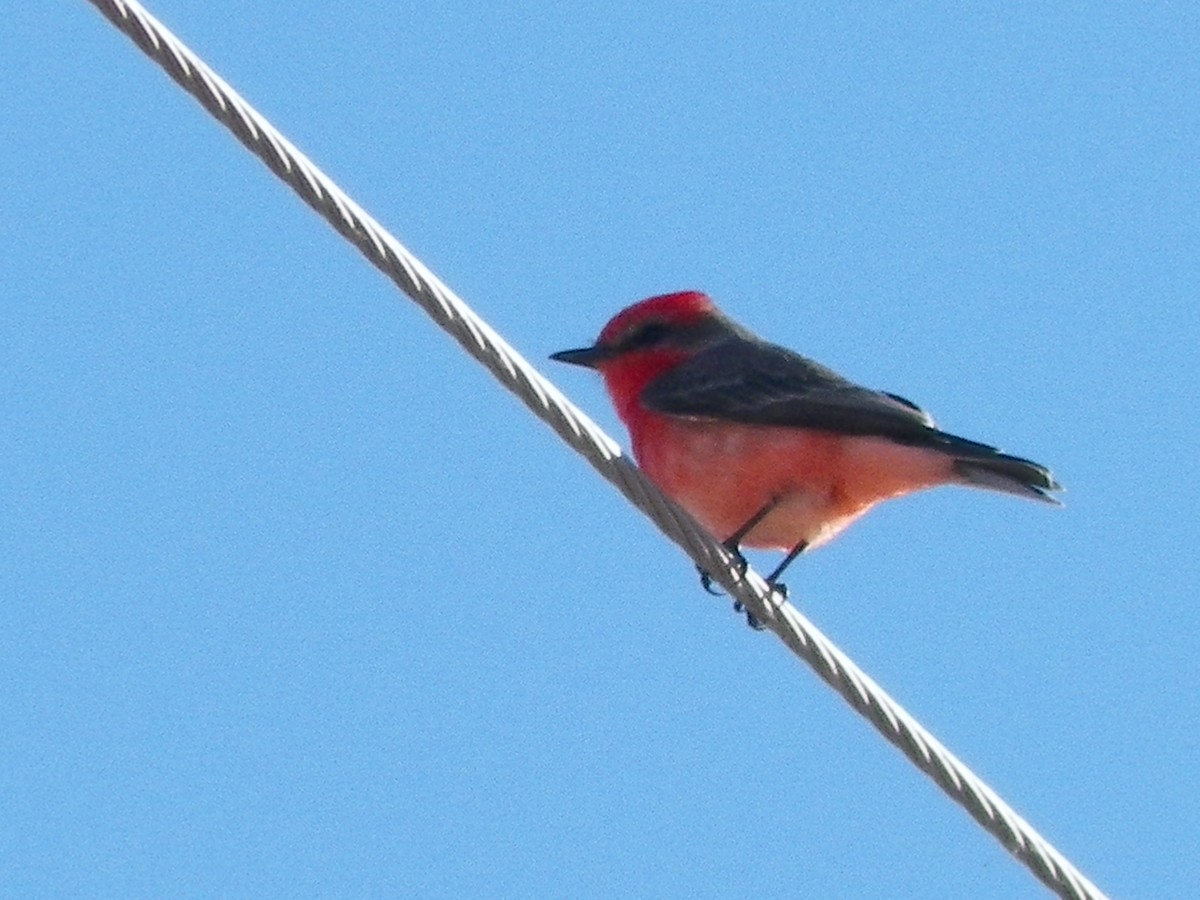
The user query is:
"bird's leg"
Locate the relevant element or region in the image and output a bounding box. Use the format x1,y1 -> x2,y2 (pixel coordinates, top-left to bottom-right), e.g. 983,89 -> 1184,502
762,540 -> 809,600
699,496 -> 781,596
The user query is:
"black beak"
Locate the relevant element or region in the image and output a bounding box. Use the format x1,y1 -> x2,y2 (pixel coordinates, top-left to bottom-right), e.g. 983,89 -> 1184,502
549,345 -> 614,369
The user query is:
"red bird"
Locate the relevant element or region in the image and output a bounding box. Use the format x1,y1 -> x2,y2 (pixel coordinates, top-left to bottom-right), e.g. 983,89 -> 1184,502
552,291 -> 1060,600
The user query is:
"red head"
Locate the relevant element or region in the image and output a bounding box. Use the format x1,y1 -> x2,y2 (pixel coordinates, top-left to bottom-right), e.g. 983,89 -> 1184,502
551,291 -> 741,421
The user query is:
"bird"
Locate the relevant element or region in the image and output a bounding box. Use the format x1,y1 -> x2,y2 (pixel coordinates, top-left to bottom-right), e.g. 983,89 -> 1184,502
551,291 -> 1061,618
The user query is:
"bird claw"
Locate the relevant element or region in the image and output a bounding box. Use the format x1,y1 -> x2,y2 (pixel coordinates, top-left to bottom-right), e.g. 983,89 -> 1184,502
732,599 -> 767,631
698,547 -> 790,630
696,550 -> 748,596
698,554 -> 790,630
734,580 -> 790,630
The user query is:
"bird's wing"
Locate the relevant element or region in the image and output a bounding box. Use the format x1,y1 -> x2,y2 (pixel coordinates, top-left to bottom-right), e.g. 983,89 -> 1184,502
641,339 -> 977,449
642,338 -> 1061,500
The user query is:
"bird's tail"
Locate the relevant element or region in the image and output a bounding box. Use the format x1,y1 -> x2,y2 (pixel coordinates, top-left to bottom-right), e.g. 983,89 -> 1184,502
949,440 -> 1063,505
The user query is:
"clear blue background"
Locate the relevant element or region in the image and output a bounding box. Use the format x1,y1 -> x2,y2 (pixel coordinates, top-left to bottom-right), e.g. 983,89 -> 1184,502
4,3 -> 1196,897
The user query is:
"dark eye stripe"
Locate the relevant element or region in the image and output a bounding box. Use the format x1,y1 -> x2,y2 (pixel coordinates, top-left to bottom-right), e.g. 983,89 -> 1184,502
623,321 -> 669,349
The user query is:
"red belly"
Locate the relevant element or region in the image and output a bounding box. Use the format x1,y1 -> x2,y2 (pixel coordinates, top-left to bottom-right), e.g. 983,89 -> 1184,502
632,414 -> 956,550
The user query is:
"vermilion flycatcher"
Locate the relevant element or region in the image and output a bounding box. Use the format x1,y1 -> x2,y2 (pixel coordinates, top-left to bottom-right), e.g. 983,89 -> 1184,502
551,291 -> 1060,598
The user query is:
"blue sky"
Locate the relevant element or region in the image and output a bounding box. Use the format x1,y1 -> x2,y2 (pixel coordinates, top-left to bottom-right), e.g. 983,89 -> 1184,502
4,2 -> 1197,897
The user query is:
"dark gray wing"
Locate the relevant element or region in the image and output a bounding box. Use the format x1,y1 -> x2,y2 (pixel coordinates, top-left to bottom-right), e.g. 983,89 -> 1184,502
641,338 -> 1062,499
641,338 -> 946,443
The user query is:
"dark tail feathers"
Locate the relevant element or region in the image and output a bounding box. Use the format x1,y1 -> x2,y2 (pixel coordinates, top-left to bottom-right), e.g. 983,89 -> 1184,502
952,447 -> 1063,505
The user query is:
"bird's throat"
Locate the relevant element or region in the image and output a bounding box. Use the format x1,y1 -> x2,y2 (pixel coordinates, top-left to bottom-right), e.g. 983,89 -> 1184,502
599,350 -> 689,425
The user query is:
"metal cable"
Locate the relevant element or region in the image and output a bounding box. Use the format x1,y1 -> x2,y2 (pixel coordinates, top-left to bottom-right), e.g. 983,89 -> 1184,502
81,2 -> 1107,896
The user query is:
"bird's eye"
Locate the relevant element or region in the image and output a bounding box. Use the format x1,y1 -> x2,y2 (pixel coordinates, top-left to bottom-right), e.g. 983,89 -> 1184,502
627,321 -> 670,348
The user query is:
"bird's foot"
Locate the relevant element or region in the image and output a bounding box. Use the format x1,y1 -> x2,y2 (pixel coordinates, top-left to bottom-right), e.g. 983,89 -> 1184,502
732,599 -> 767,631
733,580 -> 789,630
697,548 -> 748,596
697,536 -> 796,630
